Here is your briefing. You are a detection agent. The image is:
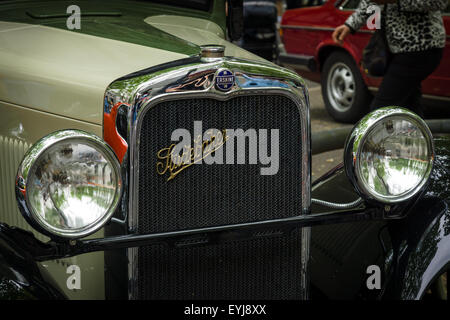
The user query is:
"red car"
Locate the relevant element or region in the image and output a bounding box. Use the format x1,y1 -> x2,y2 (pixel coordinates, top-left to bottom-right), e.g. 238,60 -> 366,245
279,0 -> 450,122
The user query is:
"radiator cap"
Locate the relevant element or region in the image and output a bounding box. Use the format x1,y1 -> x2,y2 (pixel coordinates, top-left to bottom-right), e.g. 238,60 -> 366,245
200,45 -> 225,59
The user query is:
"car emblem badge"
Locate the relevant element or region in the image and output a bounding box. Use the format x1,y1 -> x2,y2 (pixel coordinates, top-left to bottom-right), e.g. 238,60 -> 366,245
215,69 -> 235,92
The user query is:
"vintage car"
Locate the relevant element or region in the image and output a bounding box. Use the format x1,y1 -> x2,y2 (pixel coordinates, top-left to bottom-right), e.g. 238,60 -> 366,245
0,0 -> 449,301
279,0 -> 450,123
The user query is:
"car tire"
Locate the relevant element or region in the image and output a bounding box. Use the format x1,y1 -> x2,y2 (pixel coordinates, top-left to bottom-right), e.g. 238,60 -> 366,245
321,51 -> 372,123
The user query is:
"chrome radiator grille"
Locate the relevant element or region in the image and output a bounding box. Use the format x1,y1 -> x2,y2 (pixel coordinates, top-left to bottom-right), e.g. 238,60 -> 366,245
131,94 -> 305,299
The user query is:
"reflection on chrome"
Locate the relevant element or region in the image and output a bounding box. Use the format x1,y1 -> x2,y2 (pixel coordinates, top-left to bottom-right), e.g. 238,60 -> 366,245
345,107 -> 434,204
359,117 -> 431,200
28,142 -> 117,231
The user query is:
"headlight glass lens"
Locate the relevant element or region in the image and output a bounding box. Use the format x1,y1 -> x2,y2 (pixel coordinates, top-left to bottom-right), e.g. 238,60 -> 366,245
358,116 -> 432,201
27,139 -> 119,236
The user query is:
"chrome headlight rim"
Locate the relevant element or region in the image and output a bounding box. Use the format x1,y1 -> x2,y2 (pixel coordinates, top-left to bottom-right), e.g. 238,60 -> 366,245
345,107 -> 434,204
16,129 -> 122,239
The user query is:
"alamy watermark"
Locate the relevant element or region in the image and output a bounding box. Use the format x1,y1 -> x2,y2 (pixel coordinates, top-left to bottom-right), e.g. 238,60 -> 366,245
366,265 -> 381,290
66,5 -> 81,30
66,264 -> 81,290
366,5 -> 381,30
156,121 -> 280,181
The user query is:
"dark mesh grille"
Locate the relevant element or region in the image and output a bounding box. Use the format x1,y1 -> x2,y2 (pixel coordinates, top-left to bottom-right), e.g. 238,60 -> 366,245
138,95 -> 302,233
137,229 -> 303,300
135,95 -> 304,299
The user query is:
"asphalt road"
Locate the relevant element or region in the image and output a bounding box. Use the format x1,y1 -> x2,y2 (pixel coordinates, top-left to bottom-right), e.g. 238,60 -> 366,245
305,79 -> 345,181
306,78 -> 450,181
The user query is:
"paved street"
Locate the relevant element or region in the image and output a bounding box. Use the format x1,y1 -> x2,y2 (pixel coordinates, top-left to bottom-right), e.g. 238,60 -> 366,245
305,79 -> 345,181
305,78 -> 450,181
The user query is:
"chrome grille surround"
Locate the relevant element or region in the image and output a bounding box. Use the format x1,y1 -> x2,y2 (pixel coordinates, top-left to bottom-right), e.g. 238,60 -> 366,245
104,56 -> 311,299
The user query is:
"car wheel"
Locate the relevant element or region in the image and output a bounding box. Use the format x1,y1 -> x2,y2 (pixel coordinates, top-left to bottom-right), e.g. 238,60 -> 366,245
321,51 -> 372,123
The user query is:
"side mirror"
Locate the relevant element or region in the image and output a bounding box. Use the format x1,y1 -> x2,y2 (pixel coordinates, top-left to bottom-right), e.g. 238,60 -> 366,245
227,0 -> 244,41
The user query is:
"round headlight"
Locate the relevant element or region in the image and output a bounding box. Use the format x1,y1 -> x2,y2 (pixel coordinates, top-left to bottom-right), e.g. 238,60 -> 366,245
344,107 -> 434,204
16,130 -> 122,239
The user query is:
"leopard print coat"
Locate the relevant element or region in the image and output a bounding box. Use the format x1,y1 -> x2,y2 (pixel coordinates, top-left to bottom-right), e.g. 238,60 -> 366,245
345,0 -> 448,53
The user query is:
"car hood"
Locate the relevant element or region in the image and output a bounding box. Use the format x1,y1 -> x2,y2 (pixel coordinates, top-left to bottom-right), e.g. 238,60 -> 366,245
0,1 -> 265,125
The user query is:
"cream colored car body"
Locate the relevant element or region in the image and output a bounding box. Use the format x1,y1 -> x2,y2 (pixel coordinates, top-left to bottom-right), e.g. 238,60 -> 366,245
0,13 -> 266,299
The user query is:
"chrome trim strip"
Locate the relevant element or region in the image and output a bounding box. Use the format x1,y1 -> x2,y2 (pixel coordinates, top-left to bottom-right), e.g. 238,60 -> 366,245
280,24 -> 375,34
281,25 -> 335,31
417,94 -> 450,102
278,52 -> 317,72
301,227 -> 311,300
105,56 -> 311,300
243,1 -> 277,7
369,86 -> 450,102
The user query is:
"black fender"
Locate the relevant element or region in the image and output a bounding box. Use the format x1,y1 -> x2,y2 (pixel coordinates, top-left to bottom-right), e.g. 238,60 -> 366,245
310,135 -> 450,300
0,223 -> 66,299
385,136 -> 450,299
390,197 -> 449,299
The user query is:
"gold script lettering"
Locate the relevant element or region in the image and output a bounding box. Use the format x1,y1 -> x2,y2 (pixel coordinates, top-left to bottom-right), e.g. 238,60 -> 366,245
156,130 -> 229,181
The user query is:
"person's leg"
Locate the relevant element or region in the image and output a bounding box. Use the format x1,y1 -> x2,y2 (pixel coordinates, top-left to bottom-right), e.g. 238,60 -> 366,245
370,64 -> 421,114
405,83 -> 423,117
370,48 -> 443,117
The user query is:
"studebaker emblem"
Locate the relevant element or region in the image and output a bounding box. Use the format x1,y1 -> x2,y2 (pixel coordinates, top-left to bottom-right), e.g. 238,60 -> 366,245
215,69 -> 235,91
